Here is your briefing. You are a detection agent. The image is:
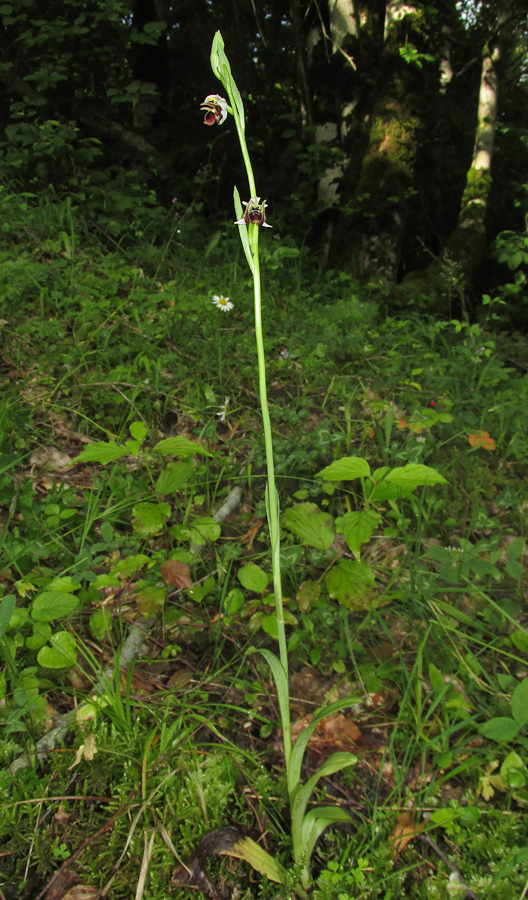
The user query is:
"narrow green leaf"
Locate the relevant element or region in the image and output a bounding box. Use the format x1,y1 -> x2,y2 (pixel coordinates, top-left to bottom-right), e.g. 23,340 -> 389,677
300,807 -> 354,866
484,847 -> 528,894
259,649 -> 290,752
288,698 -> 360,793
228,835 -> 287,885
234,186 -> 254,273
291,752 -> 357,844
0,594 -> 16,633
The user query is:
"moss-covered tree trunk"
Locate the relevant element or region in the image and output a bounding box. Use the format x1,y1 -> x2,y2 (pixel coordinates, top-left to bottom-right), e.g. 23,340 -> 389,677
396,0 -> 516,308
444,18 -> 509,284
322,2 -> 440,278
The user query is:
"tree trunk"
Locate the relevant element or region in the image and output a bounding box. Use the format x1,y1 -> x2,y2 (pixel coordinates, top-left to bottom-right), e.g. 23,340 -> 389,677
323,1 -> 439,278
395,0 -> 516,309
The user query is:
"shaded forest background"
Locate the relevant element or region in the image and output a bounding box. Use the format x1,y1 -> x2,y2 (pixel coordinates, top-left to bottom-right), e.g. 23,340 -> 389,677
1,0 -> 528,321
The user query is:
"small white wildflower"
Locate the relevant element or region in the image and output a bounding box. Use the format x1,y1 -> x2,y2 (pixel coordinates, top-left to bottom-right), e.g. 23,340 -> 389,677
212,294 -> 233,312
217,397 -> 229,422
416,435 -> 426,443
445,545 -> 464,552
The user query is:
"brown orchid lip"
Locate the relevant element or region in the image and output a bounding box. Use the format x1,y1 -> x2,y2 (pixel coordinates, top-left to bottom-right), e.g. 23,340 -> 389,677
234,197 -> 272,227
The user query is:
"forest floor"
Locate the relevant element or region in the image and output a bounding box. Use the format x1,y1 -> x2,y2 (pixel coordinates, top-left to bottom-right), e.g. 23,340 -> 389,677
1,189 -> 528,900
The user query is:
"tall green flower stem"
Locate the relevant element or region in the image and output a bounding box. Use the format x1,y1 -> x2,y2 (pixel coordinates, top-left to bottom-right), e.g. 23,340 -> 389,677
204,35 -> 358,893
207,32 -> 291,768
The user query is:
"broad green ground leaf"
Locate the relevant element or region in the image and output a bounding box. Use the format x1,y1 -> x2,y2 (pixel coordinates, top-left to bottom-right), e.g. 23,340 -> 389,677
261,610 -> 297,638
370,463 -> 446,501
171,524 -> 191,542
7,607 -> 29,629
428,663 -> 445,691
26,622 -> 52,650
37,631 -> 78,668
153,436 -> 211,458
190,516 -> 221,545
335,510 -> 381,558
124,439 -> 141,456
45,577 -> 78,593
501,751 -> 526,788
155,461 -> 194,495
512,629 -> 528,653
72,441 -> 128,465
326,560 -> 375,609
317,457 -> 371,481
223,588 -> 245,621
187,576 -> 215,603
370,468 -> 414,501
111,555 -> 150,578
89,610 -> 112,641
296,580 -> 321,611
238,563 -> 269,593
283,502 -> 335,550
132,501 -> 171,536
31,591 -> 80,622
136,585 -> 165,616
129,421 -> 148,441
479,717 -> 520,742
505,537 -> 525,581
385,463 -> 447,488
511,679 -> 528,727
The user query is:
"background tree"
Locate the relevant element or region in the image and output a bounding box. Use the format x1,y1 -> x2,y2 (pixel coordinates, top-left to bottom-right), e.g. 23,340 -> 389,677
0,0 -> 526,315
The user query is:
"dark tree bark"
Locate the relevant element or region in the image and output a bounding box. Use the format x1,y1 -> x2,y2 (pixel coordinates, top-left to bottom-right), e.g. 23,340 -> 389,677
331,1 -> 441,279
395,0 -> 518,309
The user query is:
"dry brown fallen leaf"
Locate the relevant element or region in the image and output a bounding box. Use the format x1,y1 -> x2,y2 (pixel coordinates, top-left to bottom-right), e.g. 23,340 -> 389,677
389,811 -> 425,856
291,712 -> 362,754
52,885 -> 100,900
161,559 -> 192,589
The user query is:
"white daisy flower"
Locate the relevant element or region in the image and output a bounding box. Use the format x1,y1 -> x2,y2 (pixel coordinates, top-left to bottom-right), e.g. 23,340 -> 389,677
217,397 -> 229,422
212,294 -> 233,312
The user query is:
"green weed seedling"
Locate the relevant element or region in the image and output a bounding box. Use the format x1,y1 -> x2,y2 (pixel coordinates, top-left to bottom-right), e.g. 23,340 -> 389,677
478,676 -> 528,803
198,32 -> 450,893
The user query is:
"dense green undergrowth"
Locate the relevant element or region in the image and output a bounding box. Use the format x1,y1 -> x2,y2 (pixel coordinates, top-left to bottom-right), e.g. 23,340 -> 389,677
1,185 -> 528,899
